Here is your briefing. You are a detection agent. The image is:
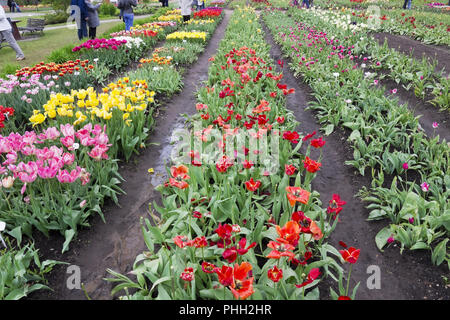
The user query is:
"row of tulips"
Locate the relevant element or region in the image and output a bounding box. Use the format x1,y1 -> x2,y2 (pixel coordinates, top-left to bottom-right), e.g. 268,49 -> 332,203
263,7 -> 449,268
0,9 -> 188,250
0,8 -> 225,299
314,6 -> 449,111
311,2 -> 450,45
106,7 -> 360,301
0,8 -> 180,130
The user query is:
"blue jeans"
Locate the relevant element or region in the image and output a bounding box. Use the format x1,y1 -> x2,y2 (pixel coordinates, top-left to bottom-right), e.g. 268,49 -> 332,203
302,0 -> 309,8
407,0 -> 411,9
77,19 -> 88,40
123,13 -> 134,31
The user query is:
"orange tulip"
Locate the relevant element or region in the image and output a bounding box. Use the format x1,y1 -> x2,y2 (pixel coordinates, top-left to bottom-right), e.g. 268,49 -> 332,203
230,262 -> 254,300
286,186 -> 310,206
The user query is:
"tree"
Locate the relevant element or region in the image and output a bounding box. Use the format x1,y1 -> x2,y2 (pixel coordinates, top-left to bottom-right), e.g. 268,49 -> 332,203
41,0 -> 71,12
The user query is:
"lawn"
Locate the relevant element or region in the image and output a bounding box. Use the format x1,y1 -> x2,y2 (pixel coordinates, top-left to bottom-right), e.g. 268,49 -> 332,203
0,20 -> 123,75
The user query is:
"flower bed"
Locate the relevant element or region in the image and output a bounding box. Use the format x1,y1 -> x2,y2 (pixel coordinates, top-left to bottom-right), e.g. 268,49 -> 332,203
194,8 -> 224,19
0,4 -> 225,299
0,123 -> 122,252
166,31 -> 208,42
298,7 -> 449,111
106,7 -> 359,301
263,7 -> 449,268
29,78 -> 155,162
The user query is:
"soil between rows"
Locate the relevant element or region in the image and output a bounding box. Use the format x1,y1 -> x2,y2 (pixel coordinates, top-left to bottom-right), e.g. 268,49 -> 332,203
261,18 -> 449,300
29,9 -> 233,301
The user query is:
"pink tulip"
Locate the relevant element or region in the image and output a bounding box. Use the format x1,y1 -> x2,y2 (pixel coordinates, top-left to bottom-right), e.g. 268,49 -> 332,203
57,167 -> 80,183
60,136 -> 75,149
42,127 -> 60,140
88,145 -> 109,161
37,166 -> 58,179
60,124 -> 75,137
62,153 -> 75,166
420,182 -> 430,192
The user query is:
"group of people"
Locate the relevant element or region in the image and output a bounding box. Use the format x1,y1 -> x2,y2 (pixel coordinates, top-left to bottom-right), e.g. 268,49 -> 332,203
70,0 -> 103,40
70,0 -> 139,40
403,0 -> 412,9
6,0 -> 21,13
177,0 -> 205,22
292,0 -> 313,9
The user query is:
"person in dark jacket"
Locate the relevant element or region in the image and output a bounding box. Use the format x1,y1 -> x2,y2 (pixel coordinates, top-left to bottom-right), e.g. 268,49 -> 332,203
7,0 -> 14,12
403,0 -> 412,9
85,0 -> 101,39
71,0 -> 88,40
118,0 -> 137,31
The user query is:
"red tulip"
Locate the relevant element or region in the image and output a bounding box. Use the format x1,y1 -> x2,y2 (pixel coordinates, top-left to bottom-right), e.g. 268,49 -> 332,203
245,178 -> 261,192
268,266 -> 283,283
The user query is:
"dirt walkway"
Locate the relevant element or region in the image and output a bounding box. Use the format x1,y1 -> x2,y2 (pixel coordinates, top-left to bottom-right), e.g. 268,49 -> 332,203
262,20 -> 449,300
30,9 -> 232,301
372,32 -> 450,77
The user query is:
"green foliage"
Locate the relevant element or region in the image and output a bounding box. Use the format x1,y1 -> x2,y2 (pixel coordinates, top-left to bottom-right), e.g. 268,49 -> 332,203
0,242 -> 60,300
41,0 -> 71,13
99,3 -> 118,16
44,12 -> 70,25
46,44 -> 80,64
0,63 -> 21,79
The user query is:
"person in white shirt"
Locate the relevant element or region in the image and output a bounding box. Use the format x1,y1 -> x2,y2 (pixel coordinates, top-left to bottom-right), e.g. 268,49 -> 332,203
0,6 -> 25,61
179,0 -> 193,22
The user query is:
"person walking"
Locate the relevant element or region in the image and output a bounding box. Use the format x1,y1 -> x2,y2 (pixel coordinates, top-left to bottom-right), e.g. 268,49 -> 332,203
7,0 -> 14,12
301,0 -> 310,9
403,0 -> 412,9
0,5 -> 25,61
13,1 -> 21,12
85,0 -> 101,39
179,0 -> 192,22
118,0 -> 137,31
71,0 -> 88,40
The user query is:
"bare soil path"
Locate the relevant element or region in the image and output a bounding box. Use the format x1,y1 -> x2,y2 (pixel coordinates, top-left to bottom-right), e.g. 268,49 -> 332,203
262,19 -> 449,300
30,9 -> 232,301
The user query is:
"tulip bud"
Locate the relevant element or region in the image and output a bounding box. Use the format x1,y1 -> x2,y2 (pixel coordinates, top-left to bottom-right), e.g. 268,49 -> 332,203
2,176 -> 14,189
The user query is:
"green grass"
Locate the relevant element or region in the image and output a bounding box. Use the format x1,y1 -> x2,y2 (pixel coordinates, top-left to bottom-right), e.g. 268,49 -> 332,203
14,14 -> 126,28
0,20 -> 123,76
